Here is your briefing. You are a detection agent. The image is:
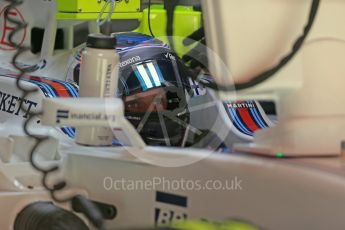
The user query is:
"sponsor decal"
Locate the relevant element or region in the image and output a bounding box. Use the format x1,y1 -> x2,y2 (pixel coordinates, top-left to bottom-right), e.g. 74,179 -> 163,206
155,191 -> 188,226
165,52 -> 176,61
224,101 -> 271,137
0,69 -> 78,137
189,78 -> 206,97
227,102 -> 256,109
0,6 -> 27,50
56,110 -> 116,124
56,110 -> 69,123
104,64 -> 113,97
119,56 -> 141,68
0,90 -> 37,118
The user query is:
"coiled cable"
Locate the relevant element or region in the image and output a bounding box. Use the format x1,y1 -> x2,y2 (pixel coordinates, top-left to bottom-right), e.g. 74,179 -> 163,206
180,0 -> 320,92
96,0 -> 117,27
4,0 -> 105,229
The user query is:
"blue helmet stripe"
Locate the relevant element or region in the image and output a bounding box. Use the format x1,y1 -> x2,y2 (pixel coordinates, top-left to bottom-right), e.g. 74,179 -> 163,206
134,69 -> 148,91
228,108 -> 253,136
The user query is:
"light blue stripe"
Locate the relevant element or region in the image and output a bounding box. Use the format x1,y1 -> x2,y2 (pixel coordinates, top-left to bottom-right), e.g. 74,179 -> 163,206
229,108 -> 252,134
134,69 -> 148,91
62,127 -> 75,138
35,82 -> 56,97
31,80 -> 77,138
146,63 -> 162,87
58,81 -> 78,97
250,107 -> 267,129
59,81 -> 78,97
112,139 -> 123,146
153,64 -> 165,83
30,80 -> 56,97
144,66 -> 157,87
67,128 -> 75,137
136,65 -> 154,89
28,81 -> 51,96
67,127 -> 76,138
229,108 -> 253,136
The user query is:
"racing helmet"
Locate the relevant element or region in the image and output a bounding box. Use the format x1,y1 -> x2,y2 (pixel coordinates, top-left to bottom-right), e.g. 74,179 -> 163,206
114,33 -> 192,146
67,32 -> 193,146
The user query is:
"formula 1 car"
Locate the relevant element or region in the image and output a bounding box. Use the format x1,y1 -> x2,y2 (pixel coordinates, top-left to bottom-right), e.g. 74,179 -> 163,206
1,1 -> 345,230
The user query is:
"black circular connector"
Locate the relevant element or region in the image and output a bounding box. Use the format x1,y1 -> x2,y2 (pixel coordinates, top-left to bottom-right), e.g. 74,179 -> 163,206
14,202 -> 89,230
86,34 -> 117,49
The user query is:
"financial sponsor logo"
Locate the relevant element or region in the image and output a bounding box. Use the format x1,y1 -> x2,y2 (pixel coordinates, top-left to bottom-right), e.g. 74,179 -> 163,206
56,110 -> 116,123
56,110 -> 69,123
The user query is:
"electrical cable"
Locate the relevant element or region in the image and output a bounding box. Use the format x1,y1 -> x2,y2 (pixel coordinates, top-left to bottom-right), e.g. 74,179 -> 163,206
187,0 -> 321,92
148,0 -> 155,37
96,0 -> 117,27
163,0 -> 179,51
4,0 -> 105,229
174,0 -> 320,148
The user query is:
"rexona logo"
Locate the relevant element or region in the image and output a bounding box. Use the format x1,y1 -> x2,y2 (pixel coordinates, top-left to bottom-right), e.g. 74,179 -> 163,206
120,56 -> 141,68
155,191 -> 188,226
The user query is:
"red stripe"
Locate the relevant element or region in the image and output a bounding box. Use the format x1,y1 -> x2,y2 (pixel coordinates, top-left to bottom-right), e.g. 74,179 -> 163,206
49,81 -> 70,97
42,80 -> 70,97
8,11 -> 18,16
237,107 -> 259,132
4,26 -> 15,30
1,71 -> 71,97
31,77 -> 70,97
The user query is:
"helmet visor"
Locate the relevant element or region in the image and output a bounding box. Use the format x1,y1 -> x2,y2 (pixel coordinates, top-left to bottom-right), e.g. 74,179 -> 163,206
119,59 -> 188,96
123,87 -> 168,113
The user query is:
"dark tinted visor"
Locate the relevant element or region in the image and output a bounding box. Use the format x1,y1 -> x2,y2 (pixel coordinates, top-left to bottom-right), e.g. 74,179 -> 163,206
123,88 -> 167,113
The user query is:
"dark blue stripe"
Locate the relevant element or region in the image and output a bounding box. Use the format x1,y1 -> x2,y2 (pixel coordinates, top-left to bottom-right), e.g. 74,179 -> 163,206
30,80 -> 77,138
30,80 -> 56,97
58,81 -> 78,97
61,127 -> 75,138
57,116 -> 68,119
250,107 -> 267,129
57,110 -> 69,113
251,102 -> 269,128
156,191 -> 187,208
0,73 -> 76,138
112,139 -> 123,146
